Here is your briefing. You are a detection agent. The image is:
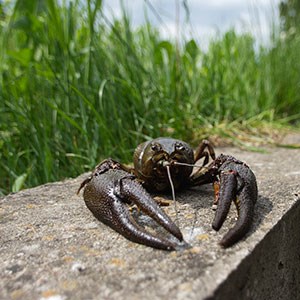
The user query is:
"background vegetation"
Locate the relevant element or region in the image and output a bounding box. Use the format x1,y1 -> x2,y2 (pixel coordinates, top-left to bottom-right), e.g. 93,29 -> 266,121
0,0 -> 299,195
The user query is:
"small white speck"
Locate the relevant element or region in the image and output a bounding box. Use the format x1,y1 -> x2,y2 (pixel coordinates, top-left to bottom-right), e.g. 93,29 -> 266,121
82,222 -> 98,229
285,171 -> 300,176
22,244 -> 40,253
212,204 -> 218,210
40,295 -> 66,300
71,262 -> 86,273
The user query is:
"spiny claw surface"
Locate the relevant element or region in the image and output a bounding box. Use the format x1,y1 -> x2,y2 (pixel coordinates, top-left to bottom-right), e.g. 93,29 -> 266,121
212,171 -> 237,231
78,159 -> 186,251
210,155 -> 258,247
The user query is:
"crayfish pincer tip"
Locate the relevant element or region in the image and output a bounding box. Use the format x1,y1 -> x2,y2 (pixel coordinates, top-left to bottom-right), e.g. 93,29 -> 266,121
167,223 -> 184,242
219,238 -> 235,249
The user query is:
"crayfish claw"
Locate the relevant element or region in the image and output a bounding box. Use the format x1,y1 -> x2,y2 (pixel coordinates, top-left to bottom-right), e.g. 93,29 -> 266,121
219,188 -> 256,248
205,155 -> 258,247
212,171 -> 237,231
78,159 -> 186,251
115,176 -> 184,242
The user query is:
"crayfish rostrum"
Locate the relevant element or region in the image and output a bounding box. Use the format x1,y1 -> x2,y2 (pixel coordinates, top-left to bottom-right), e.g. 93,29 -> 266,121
77,137 -> 258,250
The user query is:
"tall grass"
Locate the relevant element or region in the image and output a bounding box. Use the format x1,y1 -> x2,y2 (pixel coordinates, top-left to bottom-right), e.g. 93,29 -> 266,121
0,0 -> 299,195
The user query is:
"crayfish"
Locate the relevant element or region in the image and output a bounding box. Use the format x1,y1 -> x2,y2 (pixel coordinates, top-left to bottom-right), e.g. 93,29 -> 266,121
77,138 -> 258,250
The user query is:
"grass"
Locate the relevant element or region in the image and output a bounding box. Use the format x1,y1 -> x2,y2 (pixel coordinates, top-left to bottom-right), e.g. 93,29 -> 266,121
0,0 -> 299,195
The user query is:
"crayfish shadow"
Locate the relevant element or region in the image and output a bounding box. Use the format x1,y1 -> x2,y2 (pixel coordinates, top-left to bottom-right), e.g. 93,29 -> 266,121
155,184 -> 215,210
171,191 -> 273,243
250,195 -> 273,234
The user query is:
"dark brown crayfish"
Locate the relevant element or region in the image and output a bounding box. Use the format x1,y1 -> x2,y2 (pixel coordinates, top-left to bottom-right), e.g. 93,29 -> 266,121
78,137 -> 258,250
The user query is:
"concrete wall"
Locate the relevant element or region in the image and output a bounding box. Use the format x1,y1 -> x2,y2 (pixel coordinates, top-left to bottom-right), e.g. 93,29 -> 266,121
209,198 -> 300,300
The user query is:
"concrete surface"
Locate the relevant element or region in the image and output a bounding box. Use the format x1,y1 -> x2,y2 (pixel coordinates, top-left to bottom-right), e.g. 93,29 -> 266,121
1,134 -> 300,300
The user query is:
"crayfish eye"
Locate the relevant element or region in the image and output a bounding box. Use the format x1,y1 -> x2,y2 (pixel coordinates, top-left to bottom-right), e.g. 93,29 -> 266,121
174,142 -> 186,152
151,143 -> 162,152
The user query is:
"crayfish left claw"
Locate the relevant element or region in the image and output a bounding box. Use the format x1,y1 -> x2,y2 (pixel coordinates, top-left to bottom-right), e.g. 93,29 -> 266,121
78,159 -> 186,251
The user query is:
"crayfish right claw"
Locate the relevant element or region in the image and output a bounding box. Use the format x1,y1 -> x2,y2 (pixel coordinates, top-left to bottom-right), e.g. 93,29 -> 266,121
210,155 -> 258,248
78,159 -> 188,251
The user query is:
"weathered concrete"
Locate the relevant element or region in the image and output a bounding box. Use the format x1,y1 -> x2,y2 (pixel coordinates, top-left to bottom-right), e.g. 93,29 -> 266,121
1,135 -> 300,300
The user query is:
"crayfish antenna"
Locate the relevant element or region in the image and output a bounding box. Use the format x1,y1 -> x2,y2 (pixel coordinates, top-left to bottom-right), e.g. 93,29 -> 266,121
166,164 -> 180,227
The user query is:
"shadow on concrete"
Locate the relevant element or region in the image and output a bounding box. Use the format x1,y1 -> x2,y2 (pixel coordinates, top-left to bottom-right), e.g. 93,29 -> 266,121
176,184 -> 215,209
239,195 -> 273,242
253,195 -> 273,229
125,185 -> 273,250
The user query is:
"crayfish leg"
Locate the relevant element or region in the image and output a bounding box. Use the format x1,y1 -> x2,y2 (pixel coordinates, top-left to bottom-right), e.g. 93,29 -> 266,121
194,139 -> 216,165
